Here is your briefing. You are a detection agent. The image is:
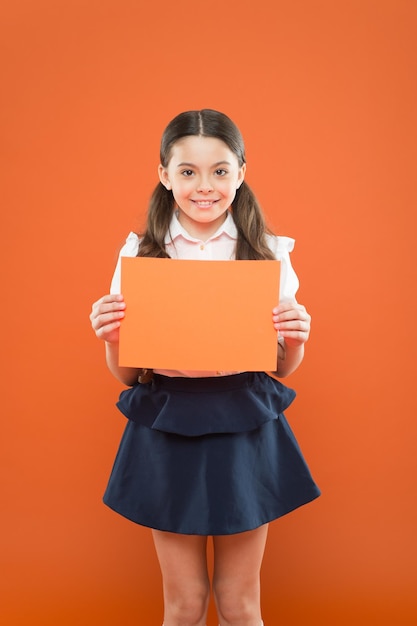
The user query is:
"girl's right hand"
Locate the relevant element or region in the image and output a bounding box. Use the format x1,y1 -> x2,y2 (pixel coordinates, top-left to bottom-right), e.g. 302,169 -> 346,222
90,294 -> 126,344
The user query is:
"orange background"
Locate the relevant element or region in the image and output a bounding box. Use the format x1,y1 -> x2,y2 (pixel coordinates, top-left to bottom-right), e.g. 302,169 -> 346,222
1,1 -> 416,624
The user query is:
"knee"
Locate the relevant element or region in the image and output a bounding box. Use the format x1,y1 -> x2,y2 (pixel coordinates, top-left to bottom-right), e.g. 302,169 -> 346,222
216,601 -> 254,625
213,579 -> 260,624
166,583 -> 210,624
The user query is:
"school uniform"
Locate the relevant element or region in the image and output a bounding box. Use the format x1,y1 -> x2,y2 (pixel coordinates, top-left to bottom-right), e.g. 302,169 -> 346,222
103,212 -> 320,535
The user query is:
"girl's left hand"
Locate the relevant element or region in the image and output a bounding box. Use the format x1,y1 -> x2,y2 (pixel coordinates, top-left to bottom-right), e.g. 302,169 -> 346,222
272,300 -> 311,348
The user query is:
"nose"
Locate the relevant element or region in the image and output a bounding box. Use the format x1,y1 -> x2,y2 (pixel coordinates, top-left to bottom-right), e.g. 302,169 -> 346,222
197,176 -> 213,193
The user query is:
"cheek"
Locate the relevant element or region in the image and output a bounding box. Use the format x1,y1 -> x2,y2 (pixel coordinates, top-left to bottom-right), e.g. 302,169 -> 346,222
222,182 -> 239,198
172,182 -> 194,206
171,181 -> 189,197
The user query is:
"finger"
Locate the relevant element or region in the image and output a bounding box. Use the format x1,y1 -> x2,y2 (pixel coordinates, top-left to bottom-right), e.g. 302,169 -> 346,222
91,309 -> 125,331
273,315 -> 311,335
90,297 -> 126,320
272,308 -> 310,326
95,320 -> 122,339
99,293 -> 124,304
273,303 -> 307,319
275,319 -> 310,333
273,308 -> 308,321
91,293 -> 125,310
278,329 -> 310,345
272,299 -> 298,315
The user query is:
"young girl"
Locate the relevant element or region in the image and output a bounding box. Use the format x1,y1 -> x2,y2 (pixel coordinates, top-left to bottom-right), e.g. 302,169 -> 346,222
90,109 -> 320,626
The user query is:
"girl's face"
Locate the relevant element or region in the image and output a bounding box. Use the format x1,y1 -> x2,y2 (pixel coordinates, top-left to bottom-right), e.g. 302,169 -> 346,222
159,135 -> 246,240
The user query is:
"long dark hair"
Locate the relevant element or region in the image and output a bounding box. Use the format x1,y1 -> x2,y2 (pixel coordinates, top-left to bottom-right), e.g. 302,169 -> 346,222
138,109 -> 275,260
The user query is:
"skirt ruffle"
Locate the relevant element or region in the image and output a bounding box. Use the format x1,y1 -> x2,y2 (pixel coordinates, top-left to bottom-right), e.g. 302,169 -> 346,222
104,372 -> 320,535
116,372 -> 296,436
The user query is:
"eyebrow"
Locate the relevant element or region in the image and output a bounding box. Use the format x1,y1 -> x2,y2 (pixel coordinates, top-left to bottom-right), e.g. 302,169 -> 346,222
176,161 -> 232,168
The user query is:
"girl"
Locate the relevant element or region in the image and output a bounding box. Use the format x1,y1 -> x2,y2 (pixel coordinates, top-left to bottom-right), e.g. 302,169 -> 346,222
90,109 -> 320,626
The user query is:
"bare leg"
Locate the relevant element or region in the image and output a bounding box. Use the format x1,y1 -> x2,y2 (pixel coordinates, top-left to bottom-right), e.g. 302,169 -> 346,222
212,525 -> 268,626
152,530 -> 210,626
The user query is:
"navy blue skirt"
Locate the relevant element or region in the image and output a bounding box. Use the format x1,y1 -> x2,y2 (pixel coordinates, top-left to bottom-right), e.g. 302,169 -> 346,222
103,372 -> 320,535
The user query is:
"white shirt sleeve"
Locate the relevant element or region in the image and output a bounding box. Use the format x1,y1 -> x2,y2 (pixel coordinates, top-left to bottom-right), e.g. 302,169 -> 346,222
266,235 -> 299,302
110,232 -> 140,294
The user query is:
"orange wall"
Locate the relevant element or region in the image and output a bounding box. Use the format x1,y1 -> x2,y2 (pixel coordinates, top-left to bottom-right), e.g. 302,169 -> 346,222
1,1 -> 417,624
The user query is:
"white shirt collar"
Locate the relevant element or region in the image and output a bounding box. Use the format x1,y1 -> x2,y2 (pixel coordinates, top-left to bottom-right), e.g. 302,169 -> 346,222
164,210 -> 238,244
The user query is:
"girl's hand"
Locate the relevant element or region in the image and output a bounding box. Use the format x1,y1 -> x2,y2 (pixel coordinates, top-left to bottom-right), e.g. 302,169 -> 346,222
90,294 -> 126,344
272,300 -> 311,348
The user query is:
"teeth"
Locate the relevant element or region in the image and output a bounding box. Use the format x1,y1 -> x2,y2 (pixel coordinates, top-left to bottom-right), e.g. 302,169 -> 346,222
195,201 -> 213,207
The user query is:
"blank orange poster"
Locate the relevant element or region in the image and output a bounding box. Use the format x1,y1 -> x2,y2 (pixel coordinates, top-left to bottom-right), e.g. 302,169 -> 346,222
119,257 -> 280,371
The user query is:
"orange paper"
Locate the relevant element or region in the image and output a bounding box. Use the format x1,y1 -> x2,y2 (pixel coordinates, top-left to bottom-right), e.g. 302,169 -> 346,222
119,257 -> 280,371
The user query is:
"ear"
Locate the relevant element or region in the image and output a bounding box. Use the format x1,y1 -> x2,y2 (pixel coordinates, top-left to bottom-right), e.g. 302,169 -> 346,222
158,164 -> 171,190
236,163 -> 246,189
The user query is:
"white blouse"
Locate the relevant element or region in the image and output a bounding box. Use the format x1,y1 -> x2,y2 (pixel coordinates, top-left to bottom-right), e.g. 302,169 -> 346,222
110,211 -> 299,377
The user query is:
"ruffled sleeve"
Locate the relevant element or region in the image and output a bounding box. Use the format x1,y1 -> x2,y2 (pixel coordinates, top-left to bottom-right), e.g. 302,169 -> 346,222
110,232 -> 140,294
266,235 -> 299,302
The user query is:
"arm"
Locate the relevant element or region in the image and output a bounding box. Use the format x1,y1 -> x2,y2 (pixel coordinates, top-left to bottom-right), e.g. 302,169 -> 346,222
271,300 -> 311,378
90,294 -> 141,386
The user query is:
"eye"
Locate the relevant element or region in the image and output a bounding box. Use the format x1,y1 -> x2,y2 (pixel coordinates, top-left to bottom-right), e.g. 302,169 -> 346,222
214,169 -> 228,176
181,169 -> 194,177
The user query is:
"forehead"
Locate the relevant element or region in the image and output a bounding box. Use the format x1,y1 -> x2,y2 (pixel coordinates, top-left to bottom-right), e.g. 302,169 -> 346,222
169,135 -> 238,165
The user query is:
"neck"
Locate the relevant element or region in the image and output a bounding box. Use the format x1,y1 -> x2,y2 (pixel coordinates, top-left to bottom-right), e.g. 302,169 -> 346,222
176,211 -> 228,242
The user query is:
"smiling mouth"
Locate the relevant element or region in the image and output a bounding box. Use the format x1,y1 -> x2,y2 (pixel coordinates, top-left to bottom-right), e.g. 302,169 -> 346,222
192,200 -> 219,208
